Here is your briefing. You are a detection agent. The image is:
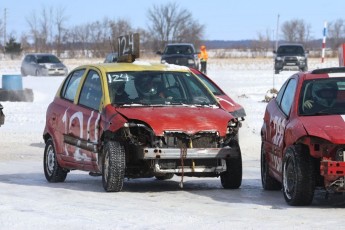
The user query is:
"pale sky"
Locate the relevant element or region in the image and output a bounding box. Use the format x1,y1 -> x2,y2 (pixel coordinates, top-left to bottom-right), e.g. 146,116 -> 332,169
2,0 -> 344,41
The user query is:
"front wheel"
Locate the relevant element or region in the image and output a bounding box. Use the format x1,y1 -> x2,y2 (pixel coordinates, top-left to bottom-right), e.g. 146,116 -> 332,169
282,145 -> 315,206
43,138 -> 67,182
102,141 -> 126,192
220,141 -> 242,189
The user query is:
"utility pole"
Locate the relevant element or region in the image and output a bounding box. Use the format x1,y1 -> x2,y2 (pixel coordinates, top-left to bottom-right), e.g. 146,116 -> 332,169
4,8 -> 7,46
275,14 -> 280,51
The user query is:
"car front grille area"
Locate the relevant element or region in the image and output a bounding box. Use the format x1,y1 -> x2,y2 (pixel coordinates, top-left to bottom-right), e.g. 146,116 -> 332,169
162,132 -> 218,148
284,56 -> 298,62
165,57 -> 189,66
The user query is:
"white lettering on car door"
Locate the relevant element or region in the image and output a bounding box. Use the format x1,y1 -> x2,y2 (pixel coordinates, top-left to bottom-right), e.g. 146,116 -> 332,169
272,116 -> 286,147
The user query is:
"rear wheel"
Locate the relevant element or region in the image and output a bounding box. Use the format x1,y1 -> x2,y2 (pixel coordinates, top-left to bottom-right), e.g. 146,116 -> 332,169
220,140 -> 242,189
282,145 -> 315,206
20,68 -> 26,76
261,142 -> 281,190
43,138 -> 67,182
102,141 -> 126,192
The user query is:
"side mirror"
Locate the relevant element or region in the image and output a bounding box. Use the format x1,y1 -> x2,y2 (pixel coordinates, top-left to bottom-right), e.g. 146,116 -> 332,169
156,51 -> 162,55
273,50 -> 277,54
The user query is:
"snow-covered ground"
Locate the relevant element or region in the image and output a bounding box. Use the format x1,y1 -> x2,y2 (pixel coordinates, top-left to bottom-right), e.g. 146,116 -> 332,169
0,57 -> 344,230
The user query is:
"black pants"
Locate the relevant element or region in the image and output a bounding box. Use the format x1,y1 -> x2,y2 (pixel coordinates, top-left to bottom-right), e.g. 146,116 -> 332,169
200,61 -> 207,74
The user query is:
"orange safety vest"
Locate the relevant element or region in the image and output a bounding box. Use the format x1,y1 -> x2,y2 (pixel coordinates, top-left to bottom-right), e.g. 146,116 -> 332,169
198,46 -> 208,62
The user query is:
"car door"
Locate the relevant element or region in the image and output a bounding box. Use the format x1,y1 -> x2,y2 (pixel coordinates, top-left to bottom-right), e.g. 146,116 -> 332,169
65,69 -> 103,171
264,77 -> 297,177
57,69 -> 85,164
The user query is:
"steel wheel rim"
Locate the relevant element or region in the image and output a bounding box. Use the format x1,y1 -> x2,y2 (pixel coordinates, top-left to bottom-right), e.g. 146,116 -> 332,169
283,156 -> 295,199
104,150 -> 109,183
46,145 -> 55,175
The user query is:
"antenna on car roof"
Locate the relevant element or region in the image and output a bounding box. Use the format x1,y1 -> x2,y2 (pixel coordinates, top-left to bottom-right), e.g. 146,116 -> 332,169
117,33 -> 140,63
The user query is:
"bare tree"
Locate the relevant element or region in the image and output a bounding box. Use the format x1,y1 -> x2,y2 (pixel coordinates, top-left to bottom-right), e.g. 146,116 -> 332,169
147,2 -> 204,50
26,12 -> 40,52
253,29 -> 272,57
39,6 -> 53,52
109,19 -> 133,52
54,6 -> 68,56
26,6 -> 54,53
328,19 -> 345,54
281,19 -> 311,45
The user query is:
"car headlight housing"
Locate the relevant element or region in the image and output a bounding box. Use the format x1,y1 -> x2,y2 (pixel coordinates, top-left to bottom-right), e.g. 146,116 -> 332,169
298,57 -> 306,61
188,59 -> 195,65
276,57 -> 283,61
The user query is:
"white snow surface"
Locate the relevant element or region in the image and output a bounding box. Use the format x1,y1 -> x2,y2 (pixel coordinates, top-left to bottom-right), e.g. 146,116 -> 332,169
1,58 -> 344,230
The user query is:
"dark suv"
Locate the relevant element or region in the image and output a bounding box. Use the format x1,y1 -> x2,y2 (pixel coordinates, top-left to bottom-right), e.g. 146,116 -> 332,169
274,44 -> 308,74
158,43 -> 199,69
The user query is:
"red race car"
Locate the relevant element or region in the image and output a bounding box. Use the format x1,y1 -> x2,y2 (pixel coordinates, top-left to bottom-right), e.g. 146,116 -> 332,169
43,62 -> 243,192
190,68 -> 246,119
261,67 -> 345,206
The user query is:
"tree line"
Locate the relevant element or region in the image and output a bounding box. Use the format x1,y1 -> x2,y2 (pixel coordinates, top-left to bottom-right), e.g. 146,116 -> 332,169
254,19 -> 345,57
1,2 -> 345,58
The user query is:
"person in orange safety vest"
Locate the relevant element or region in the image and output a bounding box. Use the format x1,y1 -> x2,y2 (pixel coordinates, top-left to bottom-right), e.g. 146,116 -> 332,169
198,45 -> 208,74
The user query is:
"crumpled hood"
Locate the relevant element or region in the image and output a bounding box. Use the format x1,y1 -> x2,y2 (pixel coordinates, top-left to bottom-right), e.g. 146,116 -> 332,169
300,115 -> 345,143
116,106 -> 232,136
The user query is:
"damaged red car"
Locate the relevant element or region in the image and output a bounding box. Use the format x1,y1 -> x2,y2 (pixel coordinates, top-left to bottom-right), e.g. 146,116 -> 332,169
43,62 -> 243,192
190,68 -> 246,120
261,67 -> 345,205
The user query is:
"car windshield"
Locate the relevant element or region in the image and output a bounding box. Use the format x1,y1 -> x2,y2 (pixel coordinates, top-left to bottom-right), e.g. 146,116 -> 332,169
299,78 -> 345,116
37,55 -> 61,64
277,46 -> 305,55
164,45 -> 193,55
107,71 -> 217,106
194,73 -> 223,95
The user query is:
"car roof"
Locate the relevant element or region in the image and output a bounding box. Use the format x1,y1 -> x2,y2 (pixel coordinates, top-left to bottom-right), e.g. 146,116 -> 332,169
278,43 -> 304,47
299,67 -> 345,81
25,53 -> 57,57
74,62 -> 191,73
166,43 -> 194,46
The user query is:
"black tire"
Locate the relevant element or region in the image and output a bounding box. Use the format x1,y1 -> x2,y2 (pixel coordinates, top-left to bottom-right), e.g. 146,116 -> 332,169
275,69 -> 280,74
220,140 -> 242,189
282,145 -> 315,206
102,141 -> 126,192
20,68 -> 26,76
43,138 -> 67,182
261,142 -> 281,190
155,173 -> 174,180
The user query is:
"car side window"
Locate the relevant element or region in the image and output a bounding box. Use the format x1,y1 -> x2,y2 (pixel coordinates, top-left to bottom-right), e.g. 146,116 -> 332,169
61,69 -> 85,101
78,70 -> 103,111
280,79 -> 297,116
275,81 -> 288,105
